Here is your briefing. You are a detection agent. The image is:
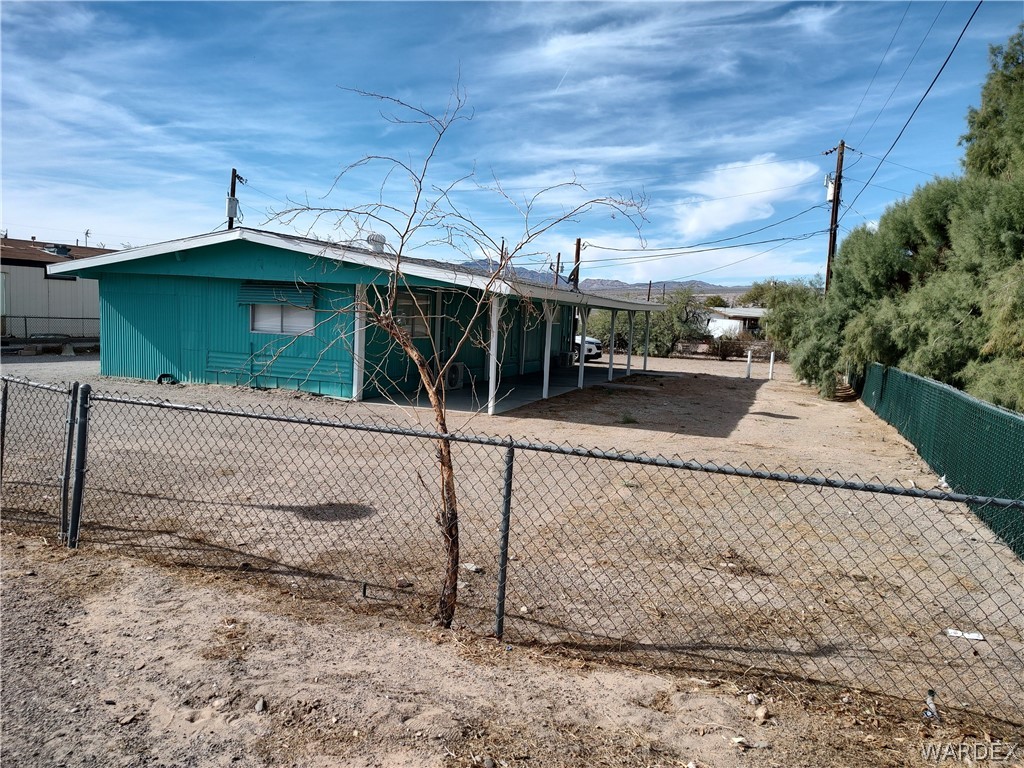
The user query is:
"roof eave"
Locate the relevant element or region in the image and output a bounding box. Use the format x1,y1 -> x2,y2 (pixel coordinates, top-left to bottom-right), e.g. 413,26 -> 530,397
45,228 -> 665,312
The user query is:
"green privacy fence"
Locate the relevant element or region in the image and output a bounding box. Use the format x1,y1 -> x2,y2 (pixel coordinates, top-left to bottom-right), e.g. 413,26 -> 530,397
862,363 -> 1024,558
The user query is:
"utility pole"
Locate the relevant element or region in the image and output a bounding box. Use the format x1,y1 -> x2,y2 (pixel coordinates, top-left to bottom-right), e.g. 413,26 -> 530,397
227,168 -> 245,230
824,140 -> 846,293
567,237 -> 582,290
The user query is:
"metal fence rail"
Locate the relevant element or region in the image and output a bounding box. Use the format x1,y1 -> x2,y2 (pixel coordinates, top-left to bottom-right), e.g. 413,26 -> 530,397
2,374 -> 1022,725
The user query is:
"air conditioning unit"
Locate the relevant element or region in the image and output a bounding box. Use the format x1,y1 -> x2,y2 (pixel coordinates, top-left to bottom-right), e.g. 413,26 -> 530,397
445,362 -> 467,390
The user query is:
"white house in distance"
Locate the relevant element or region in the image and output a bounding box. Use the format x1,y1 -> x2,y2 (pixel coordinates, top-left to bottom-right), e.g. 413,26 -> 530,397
706,306 -> 767,338
1,235 -> 110,340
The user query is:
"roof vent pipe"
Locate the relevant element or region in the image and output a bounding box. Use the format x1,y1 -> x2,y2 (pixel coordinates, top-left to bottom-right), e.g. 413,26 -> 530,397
367,232 -> 387,253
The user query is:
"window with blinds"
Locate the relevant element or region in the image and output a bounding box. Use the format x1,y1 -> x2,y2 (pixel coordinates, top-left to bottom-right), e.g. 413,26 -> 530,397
251,303 -> 315,336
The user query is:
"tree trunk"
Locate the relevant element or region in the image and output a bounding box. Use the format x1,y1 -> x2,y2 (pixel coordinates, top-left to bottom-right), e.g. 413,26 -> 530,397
401,339 -> 460,627
434,433 -> 459,627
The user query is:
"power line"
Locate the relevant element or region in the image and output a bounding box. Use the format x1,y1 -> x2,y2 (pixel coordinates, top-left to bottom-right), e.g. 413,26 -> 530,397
583,204 -> 827,254
520,230 -> 827,273
844,176 -> 911,197
664,239 -> 797,282
586,232 -> 828,266
856,151 -> 944,178
240,181 -> 291,207
854,2 -> 948,149
839,0 -> 982,226
643,179 -> 821,211
842,2 -> 913,140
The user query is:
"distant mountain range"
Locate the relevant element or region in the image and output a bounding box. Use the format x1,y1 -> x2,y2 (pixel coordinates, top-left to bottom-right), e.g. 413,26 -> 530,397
460,259 -> 750,300
577,277 -> 751,299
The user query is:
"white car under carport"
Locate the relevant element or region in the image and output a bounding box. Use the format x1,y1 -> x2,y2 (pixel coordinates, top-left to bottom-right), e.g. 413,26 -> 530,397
574,335 -> 602,362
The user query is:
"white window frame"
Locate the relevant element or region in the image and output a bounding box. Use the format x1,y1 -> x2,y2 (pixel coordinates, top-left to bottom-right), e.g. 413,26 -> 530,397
251,303 -> 315,336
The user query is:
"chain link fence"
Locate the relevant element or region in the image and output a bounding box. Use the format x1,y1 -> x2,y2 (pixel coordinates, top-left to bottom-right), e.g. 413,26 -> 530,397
0,377 -> 78,538
863,362 -> 1024,558
1,316 -> 100,339
2,375 -> 1022,725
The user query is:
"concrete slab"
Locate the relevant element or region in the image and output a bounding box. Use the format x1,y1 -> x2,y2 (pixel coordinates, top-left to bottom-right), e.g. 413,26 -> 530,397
367,362 -> 641,415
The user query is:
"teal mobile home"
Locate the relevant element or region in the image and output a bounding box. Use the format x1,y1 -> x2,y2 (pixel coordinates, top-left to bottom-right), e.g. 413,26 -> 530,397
48,228 -> 662,412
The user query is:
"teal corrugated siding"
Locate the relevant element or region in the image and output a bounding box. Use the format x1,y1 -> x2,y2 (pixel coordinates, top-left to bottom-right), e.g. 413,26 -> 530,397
100,274 -> 184,381
98,269 -> 354,397
93,240 -> 578,400
237,282 -> 314,306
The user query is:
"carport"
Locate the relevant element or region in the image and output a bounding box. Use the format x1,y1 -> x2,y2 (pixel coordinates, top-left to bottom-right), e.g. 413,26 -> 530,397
474,291 -> 665,415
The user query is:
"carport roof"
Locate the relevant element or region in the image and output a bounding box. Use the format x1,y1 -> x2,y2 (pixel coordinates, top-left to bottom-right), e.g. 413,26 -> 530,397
47,227 -> 665,313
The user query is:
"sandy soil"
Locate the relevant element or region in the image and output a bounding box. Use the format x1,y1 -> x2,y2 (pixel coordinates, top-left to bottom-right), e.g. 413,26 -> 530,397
2,353 -> 1022,767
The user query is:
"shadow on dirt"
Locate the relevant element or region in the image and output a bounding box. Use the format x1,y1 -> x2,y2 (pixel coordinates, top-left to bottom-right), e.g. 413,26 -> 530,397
272,502 -> 376,522
505,371 -> 768,439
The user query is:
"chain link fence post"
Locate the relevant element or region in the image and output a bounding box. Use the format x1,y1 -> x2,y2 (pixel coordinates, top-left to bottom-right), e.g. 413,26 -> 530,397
67,384 -> 92,549
494,444 -> 515,639
0,379 -> 8,481
59,382 -> 80,543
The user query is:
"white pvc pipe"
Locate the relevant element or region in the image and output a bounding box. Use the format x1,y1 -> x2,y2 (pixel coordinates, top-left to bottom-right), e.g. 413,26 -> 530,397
746,349 -> 752,379
769,350 -> 775,381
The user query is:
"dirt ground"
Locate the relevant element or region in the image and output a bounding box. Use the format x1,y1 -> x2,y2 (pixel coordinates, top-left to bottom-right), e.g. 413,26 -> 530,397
2,353 -> 1022,767
0,352 -> 943,483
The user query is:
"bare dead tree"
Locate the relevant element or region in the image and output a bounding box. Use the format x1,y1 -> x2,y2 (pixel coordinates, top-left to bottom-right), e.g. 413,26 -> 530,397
270,87 -> 646,627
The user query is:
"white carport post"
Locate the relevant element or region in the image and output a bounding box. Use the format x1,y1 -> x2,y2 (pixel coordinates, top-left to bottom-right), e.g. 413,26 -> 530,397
352,284 -> 367,401
518,301 -> 527,376
607,309 -> 617,382
642,311 -> 651,371
542,301 -> 555,399
625,310 -> 636,375
487,295 -> 503,415
433,289 -> 444,364
576,308 -> 587,389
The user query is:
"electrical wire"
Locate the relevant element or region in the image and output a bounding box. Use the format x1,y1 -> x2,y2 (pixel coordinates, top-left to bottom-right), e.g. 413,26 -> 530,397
664,239 -> 798,282
585,232 -> 828,266
844,176 -> 910,197
519,231 -> 827,274
643,180 -> 821,211
839,0 -> 982,226
856,151 -> 943,178
842,2 -> 913,140
582,204 -> 828,254
855,2 -> 948,149
239,181 -> 292,207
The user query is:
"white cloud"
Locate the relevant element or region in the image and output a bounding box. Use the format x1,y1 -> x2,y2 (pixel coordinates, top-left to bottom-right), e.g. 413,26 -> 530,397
666,155 -> 822,240
3,0 -> 1017,290
774,4 -> 841,37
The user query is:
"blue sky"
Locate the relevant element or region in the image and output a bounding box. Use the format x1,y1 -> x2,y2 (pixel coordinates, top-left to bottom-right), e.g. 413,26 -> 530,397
2,1 -> 1021,287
